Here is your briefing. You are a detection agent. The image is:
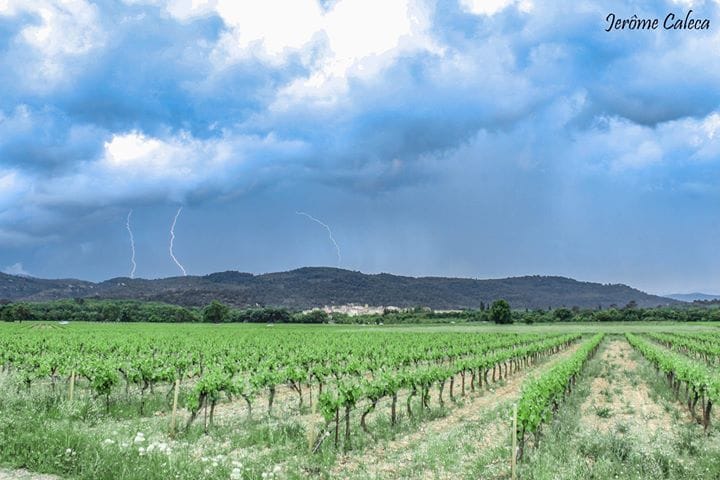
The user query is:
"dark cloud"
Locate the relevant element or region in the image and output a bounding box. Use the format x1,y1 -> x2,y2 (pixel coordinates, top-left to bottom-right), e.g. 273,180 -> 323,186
0,0 -> 719,293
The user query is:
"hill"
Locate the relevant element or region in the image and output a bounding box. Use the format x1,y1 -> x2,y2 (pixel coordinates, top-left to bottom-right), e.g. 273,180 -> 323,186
665,292 -> 720,302
0,268 -> 678,310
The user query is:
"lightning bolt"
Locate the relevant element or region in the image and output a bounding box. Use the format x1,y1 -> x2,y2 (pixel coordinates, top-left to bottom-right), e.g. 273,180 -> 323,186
126,210 -> 137,279
169,207 -> 187,276
296,211 -> 341,267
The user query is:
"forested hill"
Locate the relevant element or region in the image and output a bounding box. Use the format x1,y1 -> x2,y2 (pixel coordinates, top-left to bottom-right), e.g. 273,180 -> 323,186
0,267 -> 677,310
0,268 -> 677,309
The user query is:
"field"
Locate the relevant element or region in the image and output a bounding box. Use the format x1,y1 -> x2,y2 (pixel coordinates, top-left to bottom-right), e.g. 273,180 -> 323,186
1,322 -> 720,479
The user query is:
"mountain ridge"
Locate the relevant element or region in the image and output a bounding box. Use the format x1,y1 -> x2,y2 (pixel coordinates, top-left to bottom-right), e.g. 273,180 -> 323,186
665,292 -> 720,302
0,267 -> 678,310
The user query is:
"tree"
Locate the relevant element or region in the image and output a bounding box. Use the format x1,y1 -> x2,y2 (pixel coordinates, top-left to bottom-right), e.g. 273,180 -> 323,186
302,309 -> 329,323
100,303 -> 121,322
553,308 -> 573,322
490,299 -> 512,324
0,303 -> 11,322
3,303 -> 34,322
203,300 -> 230,324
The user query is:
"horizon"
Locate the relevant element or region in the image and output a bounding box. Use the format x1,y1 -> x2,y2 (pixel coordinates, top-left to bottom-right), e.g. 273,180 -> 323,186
1,1 -> 719,295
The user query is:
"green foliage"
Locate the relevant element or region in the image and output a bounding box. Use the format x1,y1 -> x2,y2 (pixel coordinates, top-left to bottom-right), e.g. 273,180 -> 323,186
300,309 -> 329,323
203,300 -> 230,324
21,299 -> 202,323
1,302 -> 34,322
490,299 -> 512,324
88,364 -> 120,398
553,308 -> 574,322
4,297 -> 720,325
517,333 -> 604,436
229,307 -> 292,323
625,333 -> 720,429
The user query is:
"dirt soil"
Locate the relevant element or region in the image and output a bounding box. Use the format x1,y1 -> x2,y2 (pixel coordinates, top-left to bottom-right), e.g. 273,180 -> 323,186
0,469 -> 59,480
579,340 -> 676,435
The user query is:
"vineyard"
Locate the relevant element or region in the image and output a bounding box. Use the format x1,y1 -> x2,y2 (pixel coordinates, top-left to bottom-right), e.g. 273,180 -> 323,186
1,322 -> 720,479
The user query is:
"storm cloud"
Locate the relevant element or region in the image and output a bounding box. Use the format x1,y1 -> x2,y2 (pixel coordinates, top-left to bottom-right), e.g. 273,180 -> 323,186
1,0 -> 719,294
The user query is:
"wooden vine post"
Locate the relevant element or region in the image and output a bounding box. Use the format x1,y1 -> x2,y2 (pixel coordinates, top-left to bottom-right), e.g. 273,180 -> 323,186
68,370 -> 76,402
511,403 -> 518,480
170,377 -> 181,435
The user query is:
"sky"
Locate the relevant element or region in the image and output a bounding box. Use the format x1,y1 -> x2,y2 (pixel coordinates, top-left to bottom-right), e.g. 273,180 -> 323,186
1,0 -> 719,295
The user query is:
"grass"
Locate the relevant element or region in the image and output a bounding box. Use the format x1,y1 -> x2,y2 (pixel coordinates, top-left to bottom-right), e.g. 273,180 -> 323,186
0,369 -> 499,480
369,321 -> 720,334
0,371 -> 326,480
2,324 -> 720,479
518,337 -> 720,480
595,406 -> 613,418
0,351 -> 568,479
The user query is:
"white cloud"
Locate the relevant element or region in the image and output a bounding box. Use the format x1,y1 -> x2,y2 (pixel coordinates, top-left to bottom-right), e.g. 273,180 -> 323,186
2,0 -> 105,86
104,131 -> 164,168
1,128 -> 308,211
100,130 -> 234,182
157,0 -> 218,21
615,140 -> 663,171
208,0 -> 439,105
572,111 -> 720,173
459,0 -> 533,16
0,170 -> 29,207
2,262 -> 30,276
702,113 -> 720,140
210,0 -> 323,66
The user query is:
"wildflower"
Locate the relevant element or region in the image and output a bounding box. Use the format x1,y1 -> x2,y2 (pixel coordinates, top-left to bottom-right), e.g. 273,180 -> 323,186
102,439 -> 115,445
138,447 -> 146,456
230,468 -> 242,480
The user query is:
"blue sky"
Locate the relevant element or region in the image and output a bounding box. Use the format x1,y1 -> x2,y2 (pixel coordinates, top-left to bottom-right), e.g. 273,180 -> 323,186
1,0 -> 719,295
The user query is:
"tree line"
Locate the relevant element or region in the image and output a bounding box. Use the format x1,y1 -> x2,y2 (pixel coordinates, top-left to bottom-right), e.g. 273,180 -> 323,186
1,298 -> 719,324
